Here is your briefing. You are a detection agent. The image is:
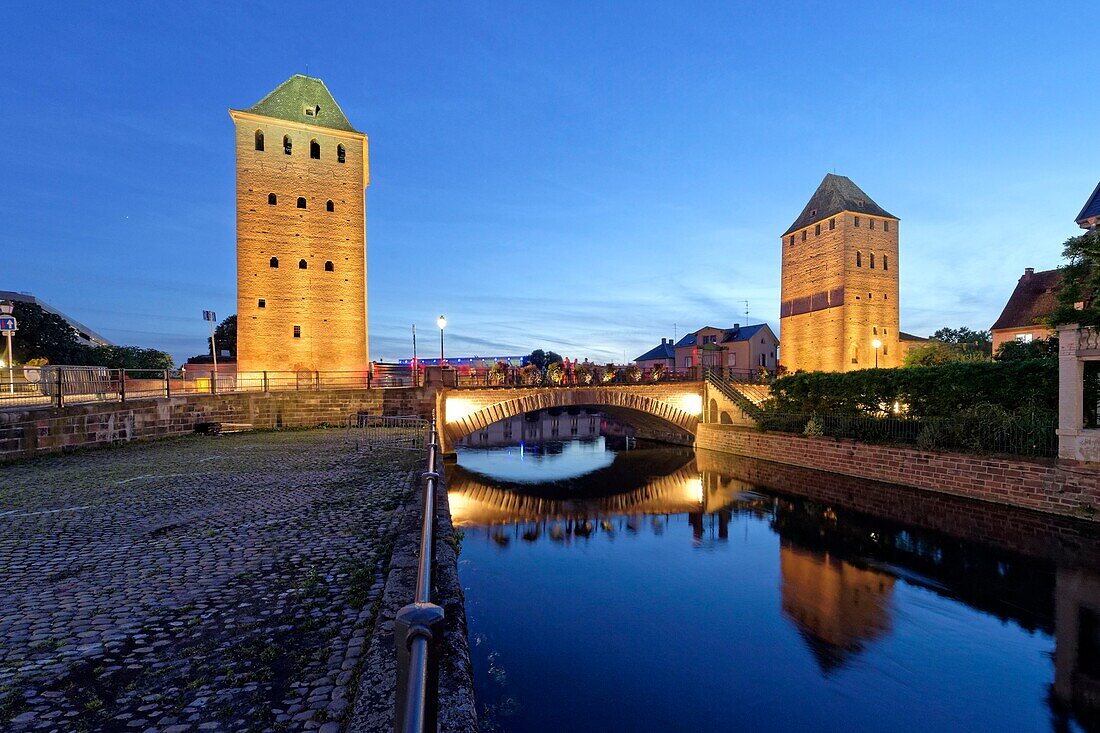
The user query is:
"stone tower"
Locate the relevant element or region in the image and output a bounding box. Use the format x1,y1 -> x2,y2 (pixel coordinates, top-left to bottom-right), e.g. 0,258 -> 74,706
780,174 -> 899,372
229,75 -> 369,376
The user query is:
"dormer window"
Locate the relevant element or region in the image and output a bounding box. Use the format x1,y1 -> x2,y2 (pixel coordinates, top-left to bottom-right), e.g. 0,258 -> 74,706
304,105 -> 320,117
810,209 -> 817,217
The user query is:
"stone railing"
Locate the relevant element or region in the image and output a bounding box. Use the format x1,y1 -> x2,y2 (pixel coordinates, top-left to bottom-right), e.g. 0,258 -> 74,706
1078,326 -> 1100,355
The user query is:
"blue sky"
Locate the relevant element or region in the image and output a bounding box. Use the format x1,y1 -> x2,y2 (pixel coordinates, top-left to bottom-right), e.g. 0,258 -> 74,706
0,1 -> 1095,364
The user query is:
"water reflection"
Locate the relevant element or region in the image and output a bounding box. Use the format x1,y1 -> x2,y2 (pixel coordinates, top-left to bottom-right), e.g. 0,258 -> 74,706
448,439 -> 1100,732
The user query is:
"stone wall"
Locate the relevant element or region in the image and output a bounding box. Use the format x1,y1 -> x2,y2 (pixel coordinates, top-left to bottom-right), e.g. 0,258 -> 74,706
0,388 -> 434,462
696,423 -> 1099,520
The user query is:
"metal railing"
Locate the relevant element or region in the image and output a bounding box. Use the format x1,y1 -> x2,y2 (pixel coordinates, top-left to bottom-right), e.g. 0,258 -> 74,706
757,410 -> 1059,458
705,370 -> 767,421
449,364 -> 743,388
0,367 -> 420,410
394,415 -> 445,733
345,414 -> 429,451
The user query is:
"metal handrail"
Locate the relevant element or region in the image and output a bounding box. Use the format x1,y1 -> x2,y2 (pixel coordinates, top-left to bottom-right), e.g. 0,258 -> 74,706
395,415 -> 445,733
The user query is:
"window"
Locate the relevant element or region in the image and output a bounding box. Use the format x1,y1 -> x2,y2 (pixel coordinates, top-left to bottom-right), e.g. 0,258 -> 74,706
868,292 -> 872,299
870,252 -> 875,269
269,257 -> 279,268
884,221 -> 890,232
293,325 -> 301,338
873,326 -> 878,335
815,224 -> 821,236
299,259 -> 308,269
801,230 -> 807,242
258,299 -> 266,308
810,208 -> 817,216
297,197 -> 306,209
324,261 -> 334,272
283,135 -> 292,155
268,193 -> 277,205
759,353 -> 766,367
883,255 -> 889,271
1016,333 -> 1034,343
728,352 -> 736,366
829,218 -> 835,230
856,251 -> 862,267
326,200 -> 334,212
854,216 -> 861,227
304,104 -> 320,117
310,140 -> 320,159
789,235 -> 794,246
684,357 -> 693,368
337,144 -> 346,163
255,130 -> 264,151
870,219 -> 876,230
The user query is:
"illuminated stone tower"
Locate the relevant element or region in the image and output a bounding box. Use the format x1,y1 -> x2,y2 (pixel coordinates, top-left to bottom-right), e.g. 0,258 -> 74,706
780,174 -> 899,372
229,75 -> 369,375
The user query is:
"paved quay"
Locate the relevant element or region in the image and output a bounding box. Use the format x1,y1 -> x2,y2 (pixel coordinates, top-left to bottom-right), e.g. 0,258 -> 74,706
1,429 -> 423,732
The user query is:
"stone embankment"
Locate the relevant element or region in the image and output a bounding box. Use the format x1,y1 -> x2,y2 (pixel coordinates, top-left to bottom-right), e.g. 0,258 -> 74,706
0,429 -> 476,732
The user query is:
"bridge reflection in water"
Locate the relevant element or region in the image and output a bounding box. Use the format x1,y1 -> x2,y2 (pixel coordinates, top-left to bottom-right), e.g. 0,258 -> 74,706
448,439 -> 1100,732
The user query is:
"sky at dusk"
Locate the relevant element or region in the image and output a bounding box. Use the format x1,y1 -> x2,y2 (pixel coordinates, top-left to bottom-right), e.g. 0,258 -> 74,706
1,1 -> 1096,364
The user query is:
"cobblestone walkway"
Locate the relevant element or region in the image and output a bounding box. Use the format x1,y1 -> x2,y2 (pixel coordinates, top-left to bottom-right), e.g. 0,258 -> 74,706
0,429 -> 420,733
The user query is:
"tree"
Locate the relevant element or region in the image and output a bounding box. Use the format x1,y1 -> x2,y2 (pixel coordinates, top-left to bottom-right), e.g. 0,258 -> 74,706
930,326 -> 992,349
1050,229 -> 1100,327
994,336 -> 1058,361
903,341 -> 987,367
208,315 -> 237,357
9,301 -> 83,364
525,349 -> 563,369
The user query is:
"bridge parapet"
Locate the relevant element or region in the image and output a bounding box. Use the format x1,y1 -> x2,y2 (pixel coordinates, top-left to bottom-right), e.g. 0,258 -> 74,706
437,383 -> 704,454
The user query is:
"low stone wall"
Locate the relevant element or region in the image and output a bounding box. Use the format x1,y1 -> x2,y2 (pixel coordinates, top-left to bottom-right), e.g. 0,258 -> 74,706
696,423 -> 1099,520
0,388 -> 434,462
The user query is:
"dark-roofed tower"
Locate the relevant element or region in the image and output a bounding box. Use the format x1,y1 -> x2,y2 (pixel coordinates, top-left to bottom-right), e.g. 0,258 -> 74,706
780,174 -> 899,372
229,75 -> 369,375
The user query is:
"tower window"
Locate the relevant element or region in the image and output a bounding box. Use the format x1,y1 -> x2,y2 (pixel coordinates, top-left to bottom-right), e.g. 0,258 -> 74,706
337,144 -> 346,163
258,299 -> 266,308
255,130 -> 265,151
297,197 -> 306,209
269,257 -> 279,268
268,193 -> 277,205
873,326 -> 878,335
801,230 -> 807,242
815,224 -> 821,236
789,235 -> 794,246
326,200 -> 334,212
870,253 -> 876,268
854,216 -> 861,227
883,255 -> 889,271
310,140 -> 320,159
870,219 -> 876,230
299,259 -> 308,269
884,221 -> 890,232
856,251 -> 862,267
293,325 -> 301,338
829,218 -> 835,230
324,261 -> 334,272
283,135 -> 292,155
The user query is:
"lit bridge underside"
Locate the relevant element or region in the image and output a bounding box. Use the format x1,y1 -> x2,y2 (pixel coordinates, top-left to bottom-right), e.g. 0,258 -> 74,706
437,384 -> 706,454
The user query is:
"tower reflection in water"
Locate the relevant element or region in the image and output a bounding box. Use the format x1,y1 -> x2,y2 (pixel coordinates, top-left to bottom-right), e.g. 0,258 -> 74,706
448,439 -> 1100,732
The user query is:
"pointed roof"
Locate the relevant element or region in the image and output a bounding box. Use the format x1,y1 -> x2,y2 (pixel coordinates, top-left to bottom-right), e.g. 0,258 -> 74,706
1077,180 -> 1100,228
237,75 -> 360,133
635,341 -> 675,362
783,174 -> 896,236
990,268 -> 1063,331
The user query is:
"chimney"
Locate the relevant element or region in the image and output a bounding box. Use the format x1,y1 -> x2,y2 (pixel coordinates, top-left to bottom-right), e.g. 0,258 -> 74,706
1024,267 -> 1034,280
734,323 -> 740,329
661,338 -> 666,345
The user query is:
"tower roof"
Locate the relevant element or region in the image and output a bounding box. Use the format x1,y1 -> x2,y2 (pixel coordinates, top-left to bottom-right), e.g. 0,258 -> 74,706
237,74 -> 360,133
1077,180 -> 1100,228
783,174 -> 896,236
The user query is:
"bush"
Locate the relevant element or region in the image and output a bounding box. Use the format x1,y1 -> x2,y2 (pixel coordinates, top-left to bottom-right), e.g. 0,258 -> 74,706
651,363 -> 667,382
546,362 -> 565,385
600,363 -> 617,384
766,361 -> 1056,417
488,361 -> 508,385
624,365 -> 642,383
574,363 -> 594,385
803,415 -> 824,436
519,364 -> 541,385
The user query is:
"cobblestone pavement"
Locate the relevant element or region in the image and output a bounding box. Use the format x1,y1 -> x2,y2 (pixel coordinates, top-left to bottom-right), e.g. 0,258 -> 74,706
0,429 -> 421,733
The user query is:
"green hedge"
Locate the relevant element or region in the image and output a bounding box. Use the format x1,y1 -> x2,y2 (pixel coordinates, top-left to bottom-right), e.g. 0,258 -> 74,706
766,361 -> 1057,417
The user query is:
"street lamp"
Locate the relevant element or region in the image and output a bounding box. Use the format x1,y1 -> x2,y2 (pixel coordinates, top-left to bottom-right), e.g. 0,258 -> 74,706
437,315 -> 447,365
872,338 -> 882,368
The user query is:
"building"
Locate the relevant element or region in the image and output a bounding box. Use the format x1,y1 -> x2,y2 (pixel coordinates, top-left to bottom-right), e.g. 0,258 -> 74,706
990,268 -> 1062,350
1078,181 -> 1100,230
229,75 -> 369,374
0,290 -> 113,347
670,324 -> 779,372
634,338 -> 676,371
898,331 -> 930,361
780,174 -> 900,372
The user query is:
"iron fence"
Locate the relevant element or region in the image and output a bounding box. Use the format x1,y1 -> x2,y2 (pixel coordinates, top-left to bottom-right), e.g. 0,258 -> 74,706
757,410 -> 1059,458
449,364 -> 747,388
345,414 -> 429,451
0,367 -> 421,410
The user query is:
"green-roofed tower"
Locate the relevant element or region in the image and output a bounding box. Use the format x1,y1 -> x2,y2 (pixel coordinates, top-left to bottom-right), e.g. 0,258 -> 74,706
229,76 -> 370,375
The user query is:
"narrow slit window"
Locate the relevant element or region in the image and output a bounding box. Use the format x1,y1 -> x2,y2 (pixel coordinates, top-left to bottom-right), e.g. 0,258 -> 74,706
299,259 -> 307,269
856,251 -> 862,267
801,230 -> 807,242
283,135 -> 292,155
255,130 -> 265,151
870,253 -> 876,269
297,197 -> 306,209
337,144 -> 346,163
268,193 -> 277,205
815,224 -> 821,236
884,221 -> 890,232
870,219 -> 876,230
789,235 -> 794,246
883,255 -> 889,271
829,218 -> 835,230
854,216 -> 861,227
310,140 -> 320,159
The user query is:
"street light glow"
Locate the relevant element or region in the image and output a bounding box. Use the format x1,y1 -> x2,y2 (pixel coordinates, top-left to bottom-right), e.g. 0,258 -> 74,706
872,338 -> 882,349
437,315 -> 447,330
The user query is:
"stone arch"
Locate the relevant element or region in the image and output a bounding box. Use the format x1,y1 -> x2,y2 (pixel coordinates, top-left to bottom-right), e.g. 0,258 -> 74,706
708,398 -> 718,424
720,411 -> 733,425
441,387 -> 701,453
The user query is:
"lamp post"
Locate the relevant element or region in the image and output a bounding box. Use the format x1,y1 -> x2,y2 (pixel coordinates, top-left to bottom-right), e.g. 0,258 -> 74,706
872,338 -> 882,368
437,315 -> 447,365
0,301 -> 14,394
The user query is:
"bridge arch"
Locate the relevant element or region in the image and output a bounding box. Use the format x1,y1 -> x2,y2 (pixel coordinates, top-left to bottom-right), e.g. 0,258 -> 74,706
440,386 -> 702,454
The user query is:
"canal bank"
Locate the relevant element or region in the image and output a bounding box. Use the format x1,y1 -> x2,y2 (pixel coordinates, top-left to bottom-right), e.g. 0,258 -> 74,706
695,423 -> 1100,520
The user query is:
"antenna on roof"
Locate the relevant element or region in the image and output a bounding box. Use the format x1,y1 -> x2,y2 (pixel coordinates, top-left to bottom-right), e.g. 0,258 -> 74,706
744,300 -> 750,321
